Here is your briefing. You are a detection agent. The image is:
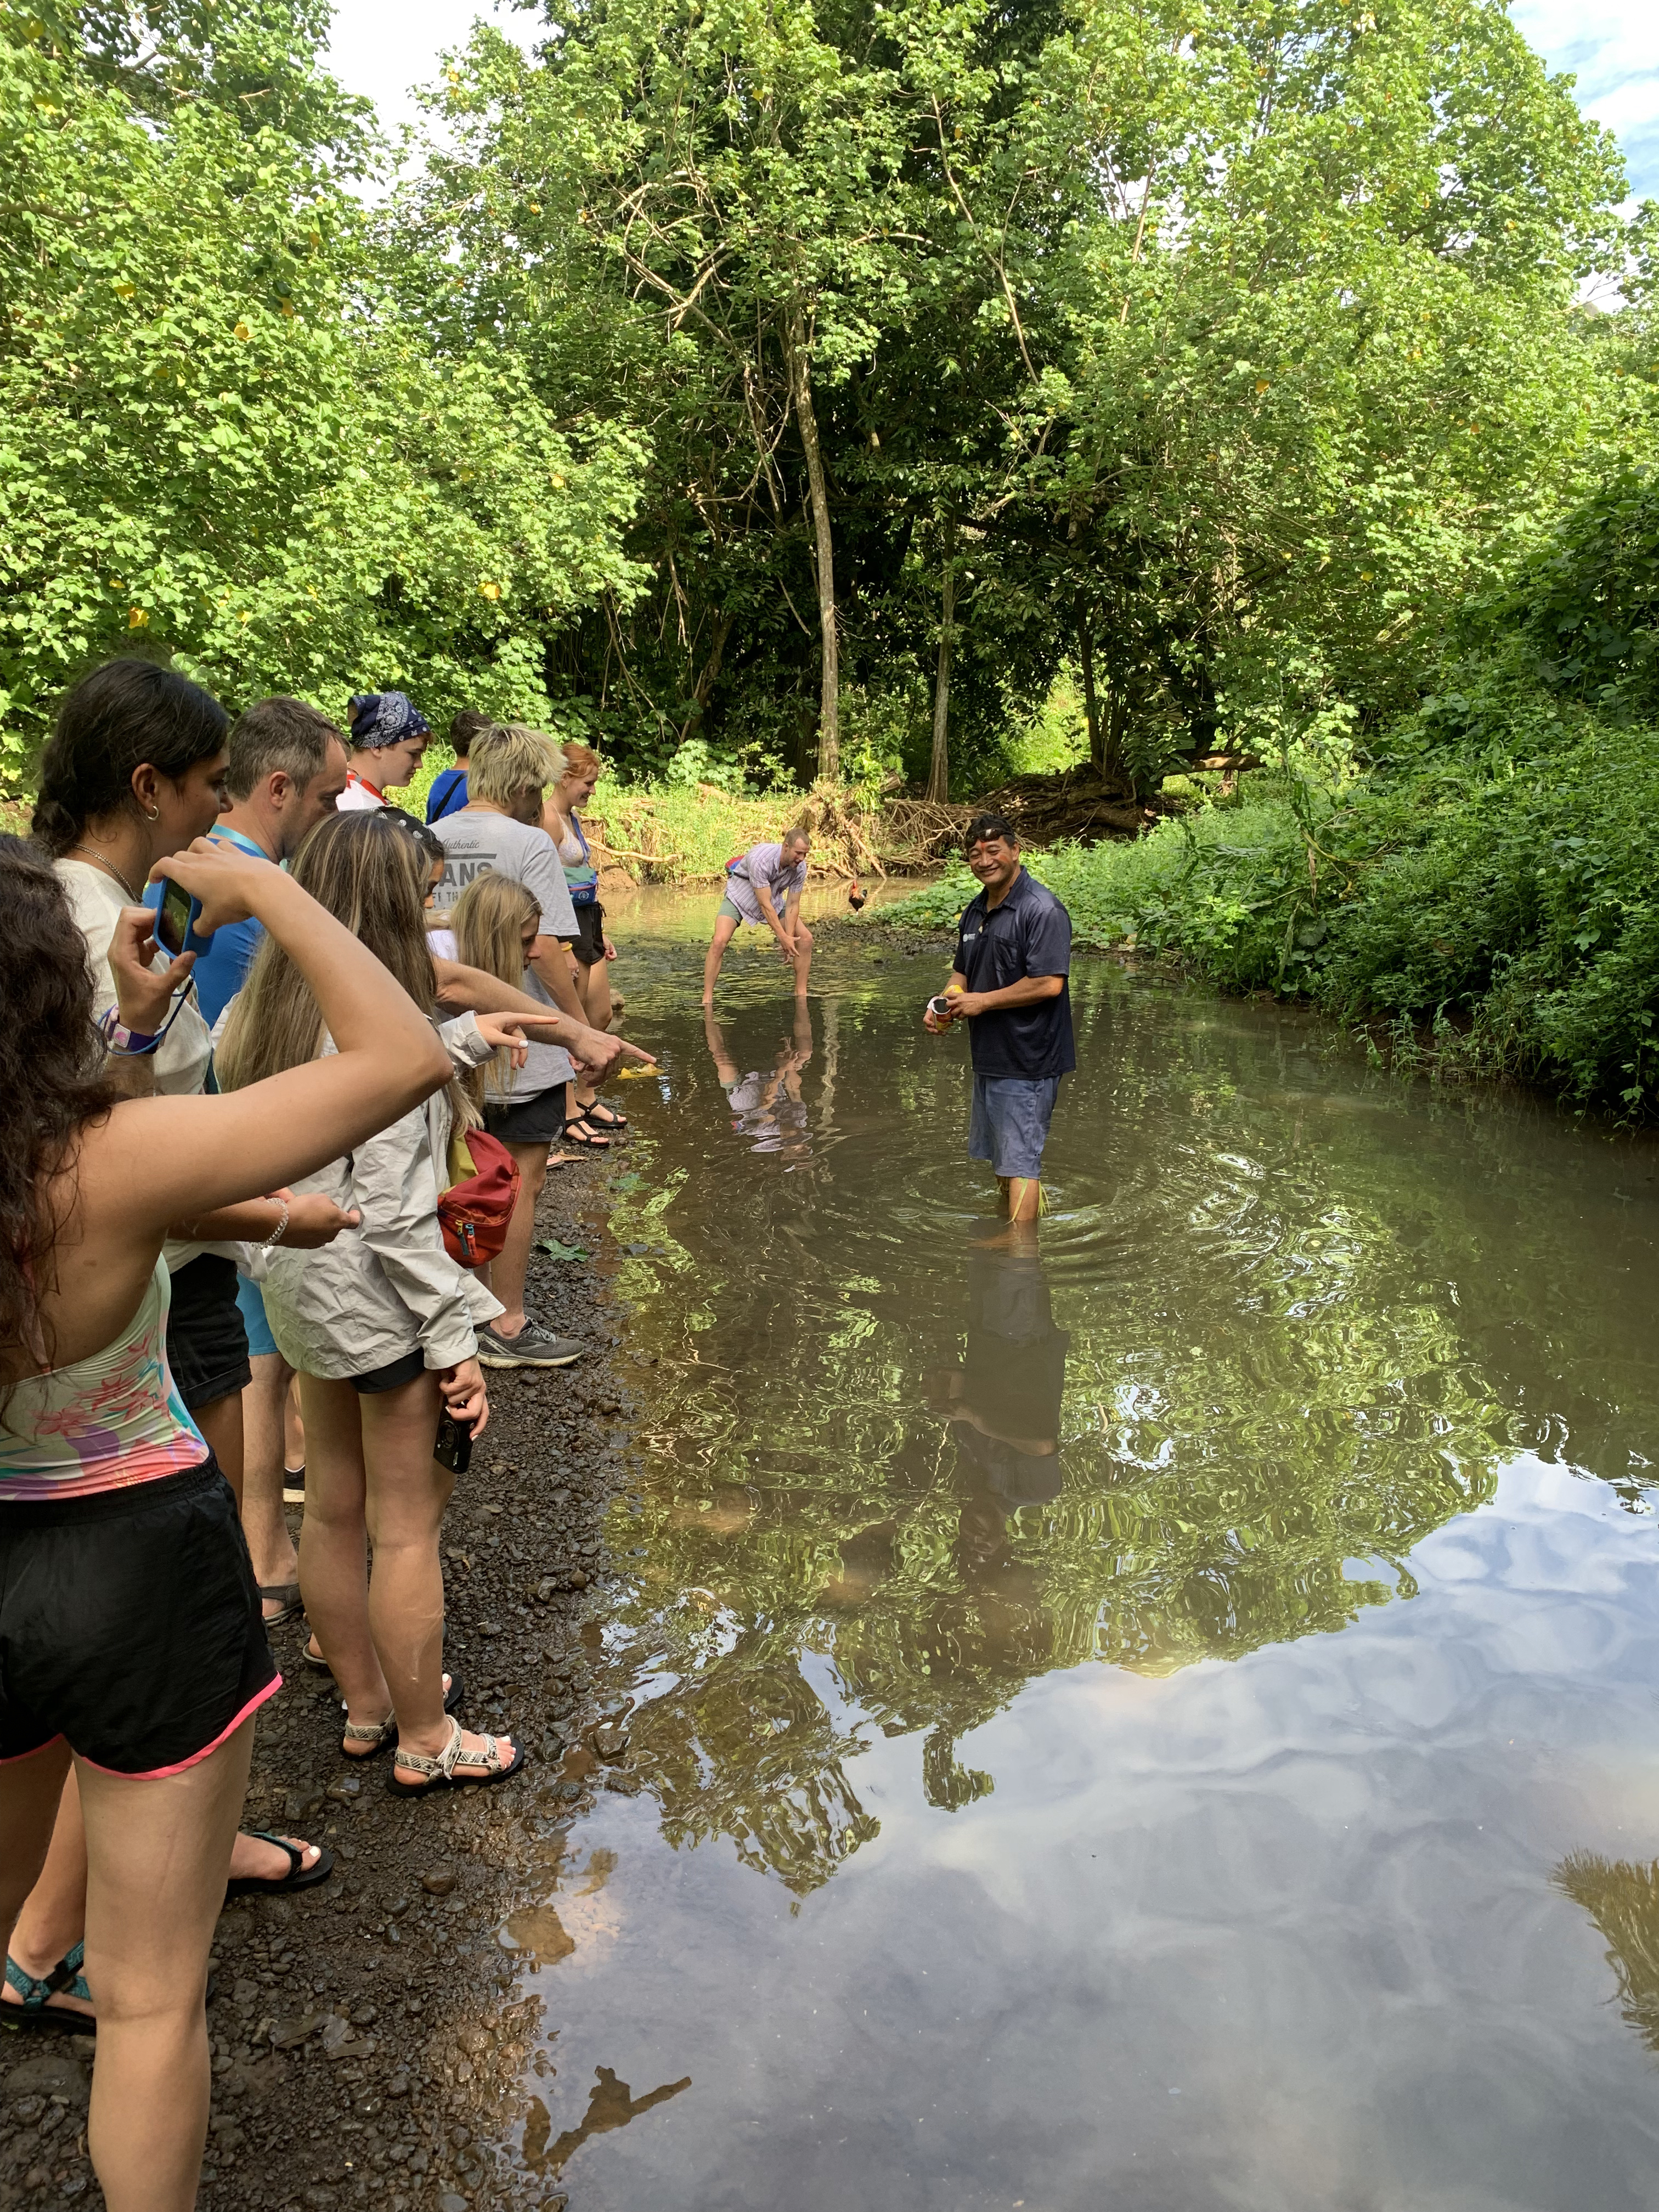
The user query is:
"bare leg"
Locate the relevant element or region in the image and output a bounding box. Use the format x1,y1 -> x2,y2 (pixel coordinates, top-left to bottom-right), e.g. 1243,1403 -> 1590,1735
792,919 -> 814,999
996,1175 -> 1044,1224
2,1765 -> 91,2020
702,912 -> 738,1005
283,1372 -> 306,1491
0,1739 -> 77,1999
297,1372 -> 387,1737
193,1388 -> 242,1512
488,1139 -> 551,1336
573,956 -> 614,1119
78,1725 -> 251,2212
338,1380 -> 516,1784
242,1348 -> 298,1613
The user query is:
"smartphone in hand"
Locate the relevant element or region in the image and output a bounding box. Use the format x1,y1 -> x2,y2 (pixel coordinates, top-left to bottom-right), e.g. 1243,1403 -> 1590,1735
155,876 -> 211,958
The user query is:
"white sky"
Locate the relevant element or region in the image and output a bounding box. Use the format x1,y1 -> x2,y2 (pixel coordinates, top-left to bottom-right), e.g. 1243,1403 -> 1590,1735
326,0 -> 1658,198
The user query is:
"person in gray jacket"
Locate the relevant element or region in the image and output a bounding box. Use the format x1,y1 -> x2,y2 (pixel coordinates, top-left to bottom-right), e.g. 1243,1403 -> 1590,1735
218,812 -> 527,1796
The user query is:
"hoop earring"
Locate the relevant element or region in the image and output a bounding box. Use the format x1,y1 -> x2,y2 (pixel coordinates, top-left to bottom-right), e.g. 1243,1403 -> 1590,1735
144,805 -> 160,821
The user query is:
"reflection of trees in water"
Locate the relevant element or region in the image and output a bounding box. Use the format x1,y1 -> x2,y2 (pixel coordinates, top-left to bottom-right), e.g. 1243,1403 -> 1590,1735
1555,1853 -> 1659,2058
605,1034 -> 1560,1894
523,2065 -> 692,2179
631,1629 -> 879,1895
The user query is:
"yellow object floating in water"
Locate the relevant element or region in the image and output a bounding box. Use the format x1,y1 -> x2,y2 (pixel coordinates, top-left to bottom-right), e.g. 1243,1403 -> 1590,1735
616,1065 -> 655,1079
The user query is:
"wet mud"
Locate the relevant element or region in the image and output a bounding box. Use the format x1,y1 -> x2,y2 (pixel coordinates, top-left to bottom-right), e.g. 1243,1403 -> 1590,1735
0,1153 -> 635,2212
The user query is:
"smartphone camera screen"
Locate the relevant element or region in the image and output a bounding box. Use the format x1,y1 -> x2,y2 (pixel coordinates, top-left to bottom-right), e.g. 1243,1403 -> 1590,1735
156,878 -> 193,958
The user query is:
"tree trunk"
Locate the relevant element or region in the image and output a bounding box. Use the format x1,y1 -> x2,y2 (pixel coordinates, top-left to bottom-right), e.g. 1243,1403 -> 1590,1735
1076,594 -> 1102,770
678,608 -> 733,745
927,519 -> 956,804
786,307 -> 839,782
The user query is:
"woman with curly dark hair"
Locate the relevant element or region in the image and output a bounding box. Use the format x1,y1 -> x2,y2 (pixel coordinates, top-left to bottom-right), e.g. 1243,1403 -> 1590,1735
0,832 -> 454,2211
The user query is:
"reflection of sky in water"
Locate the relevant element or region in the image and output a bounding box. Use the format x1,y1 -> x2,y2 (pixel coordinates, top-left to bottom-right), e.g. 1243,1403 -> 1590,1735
505,915 -> 1659,2207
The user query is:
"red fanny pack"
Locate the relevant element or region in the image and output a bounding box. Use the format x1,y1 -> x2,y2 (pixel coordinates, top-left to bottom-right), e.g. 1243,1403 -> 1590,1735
438,1127 -> 521,1269
724,853 -> 744,874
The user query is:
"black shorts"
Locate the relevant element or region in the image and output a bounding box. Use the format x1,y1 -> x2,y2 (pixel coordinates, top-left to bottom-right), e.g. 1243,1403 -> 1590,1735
349,1348 -> 427,1395
484,1087 -> 567,1144
571,901 -> 606,968
0,1458 -> 279,1775
167,1254 -> 252,1412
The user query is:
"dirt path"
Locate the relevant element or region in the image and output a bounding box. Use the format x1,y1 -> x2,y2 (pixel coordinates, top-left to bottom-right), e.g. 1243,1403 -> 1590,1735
0,1153 -> 635,2212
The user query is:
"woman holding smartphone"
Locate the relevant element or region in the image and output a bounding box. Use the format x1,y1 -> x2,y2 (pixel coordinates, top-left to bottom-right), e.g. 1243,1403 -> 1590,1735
0,832 -> 458,2211
218,811 -> 527,1797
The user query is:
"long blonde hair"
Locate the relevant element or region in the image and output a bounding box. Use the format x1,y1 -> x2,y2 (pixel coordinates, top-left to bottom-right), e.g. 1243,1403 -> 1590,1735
218,810 -> 475,1127
452,872 -> 539,1099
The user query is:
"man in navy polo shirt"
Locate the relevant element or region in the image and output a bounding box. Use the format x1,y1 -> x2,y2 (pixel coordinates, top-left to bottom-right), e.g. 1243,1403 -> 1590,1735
924,814 -> 1075,1222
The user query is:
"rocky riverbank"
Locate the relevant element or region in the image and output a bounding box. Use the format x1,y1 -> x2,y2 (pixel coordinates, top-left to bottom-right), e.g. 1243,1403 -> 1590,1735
0,1152 -> 636,2212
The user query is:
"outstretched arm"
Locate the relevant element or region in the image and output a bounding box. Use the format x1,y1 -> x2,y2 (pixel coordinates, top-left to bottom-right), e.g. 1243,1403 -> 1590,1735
432,956 -> 653,1082
82,840 -> 453,1242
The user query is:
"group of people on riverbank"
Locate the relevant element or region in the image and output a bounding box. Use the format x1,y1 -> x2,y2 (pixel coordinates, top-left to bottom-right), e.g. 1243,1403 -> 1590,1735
0,639 -> 1074,2208
0,660 -> 648,2210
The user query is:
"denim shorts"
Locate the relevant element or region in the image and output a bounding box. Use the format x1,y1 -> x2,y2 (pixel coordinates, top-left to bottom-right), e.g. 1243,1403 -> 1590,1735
968,1074 -> 1061,1180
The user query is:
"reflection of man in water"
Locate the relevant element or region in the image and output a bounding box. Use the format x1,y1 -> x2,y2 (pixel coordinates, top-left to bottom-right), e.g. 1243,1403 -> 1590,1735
926,1236 -> 1069,1524
702,1003 -> 814,1158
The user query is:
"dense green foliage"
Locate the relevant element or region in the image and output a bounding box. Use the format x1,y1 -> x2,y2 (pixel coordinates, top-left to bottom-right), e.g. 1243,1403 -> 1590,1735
0,0 -> 644,768
889,473 -> 1659,1113
4,0 -> 1654,800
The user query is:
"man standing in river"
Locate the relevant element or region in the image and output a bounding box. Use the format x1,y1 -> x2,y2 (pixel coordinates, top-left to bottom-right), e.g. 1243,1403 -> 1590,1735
924,814 -> 1075,1222
703,828 -> 813,1005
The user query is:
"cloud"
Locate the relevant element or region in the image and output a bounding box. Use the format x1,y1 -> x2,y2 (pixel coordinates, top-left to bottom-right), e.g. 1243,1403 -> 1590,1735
325,0 -> 541,144
1510,0 -> 1659,196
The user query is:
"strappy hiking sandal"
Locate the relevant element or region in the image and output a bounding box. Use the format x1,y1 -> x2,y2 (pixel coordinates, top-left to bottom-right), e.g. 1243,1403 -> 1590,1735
341,1672 -> 465,1760
387,1714 -> 525,1797
343,1714 -> 396,1759
301,1638 -> 334,1675
225,1832 -> 336,1901
578,1099 -> 628,1131
259,1581 -> 304,1628
281,1464 -> 306,1505
562,1114 -> 612,1150
2,1944 -> 93,2035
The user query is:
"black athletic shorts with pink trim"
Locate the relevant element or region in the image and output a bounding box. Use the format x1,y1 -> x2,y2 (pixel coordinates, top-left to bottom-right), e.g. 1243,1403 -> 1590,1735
0,1457 -> 279,1776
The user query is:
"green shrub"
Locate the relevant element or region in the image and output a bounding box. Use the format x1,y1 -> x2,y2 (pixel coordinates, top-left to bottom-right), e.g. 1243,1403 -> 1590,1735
884,718 -> 1659,1114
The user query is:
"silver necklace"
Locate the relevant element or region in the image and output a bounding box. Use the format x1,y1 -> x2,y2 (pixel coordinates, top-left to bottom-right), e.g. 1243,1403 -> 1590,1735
70,842 -> 145,903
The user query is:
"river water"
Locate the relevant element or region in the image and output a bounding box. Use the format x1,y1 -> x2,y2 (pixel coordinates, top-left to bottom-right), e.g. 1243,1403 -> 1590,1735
504,885 -> 1659,2211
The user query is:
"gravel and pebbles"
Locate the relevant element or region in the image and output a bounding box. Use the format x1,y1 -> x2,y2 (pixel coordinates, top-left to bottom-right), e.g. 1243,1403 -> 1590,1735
0,1153 -> 637,2212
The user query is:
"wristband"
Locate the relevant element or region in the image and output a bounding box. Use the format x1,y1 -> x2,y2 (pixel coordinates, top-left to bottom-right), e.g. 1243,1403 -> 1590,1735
97,1008 -> 161,1056
260,1199 -> 291,1249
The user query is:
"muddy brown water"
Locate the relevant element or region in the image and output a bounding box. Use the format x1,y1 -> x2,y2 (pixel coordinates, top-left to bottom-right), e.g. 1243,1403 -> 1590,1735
499,886 -> 1659,2212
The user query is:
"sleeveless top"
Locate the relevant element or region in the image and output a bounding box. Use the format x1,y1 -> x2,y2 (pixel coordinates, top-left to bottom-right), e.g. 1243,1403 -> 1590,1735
0,1258 -> 208,1501
555,810 -> 599,906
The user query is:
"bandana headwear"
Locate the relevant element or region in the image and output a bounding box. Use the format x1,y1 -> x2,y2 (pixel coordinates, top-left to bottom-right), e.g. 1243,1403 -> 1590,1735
350,691 -> 431,750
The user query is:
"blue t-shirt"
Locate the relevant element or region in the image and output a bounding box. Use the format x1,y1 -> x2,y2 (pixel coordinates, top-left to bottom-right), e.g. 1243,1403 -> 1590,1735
426,768 -> 469,823
145,823 -> 273,1027
953,867 -> 1076,1080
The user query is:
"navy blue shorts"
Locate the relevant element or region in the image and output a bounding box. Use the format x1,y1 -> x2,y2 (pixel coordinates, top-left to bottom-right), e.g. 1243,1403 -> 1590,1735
166,1254 -> 251,1412
968,1074 -> 1060,1180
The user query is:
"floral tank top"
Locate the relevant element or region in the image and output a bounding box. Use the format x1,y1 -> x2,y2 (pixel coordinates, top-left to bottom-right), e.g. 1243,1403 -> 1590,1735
0,1258 -> 208,1500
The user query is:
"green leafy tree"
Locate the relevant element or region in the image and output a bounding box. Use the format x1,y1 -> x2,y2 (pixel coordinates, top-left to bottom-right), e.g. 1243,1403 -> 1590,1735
0,0 -> 644,772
